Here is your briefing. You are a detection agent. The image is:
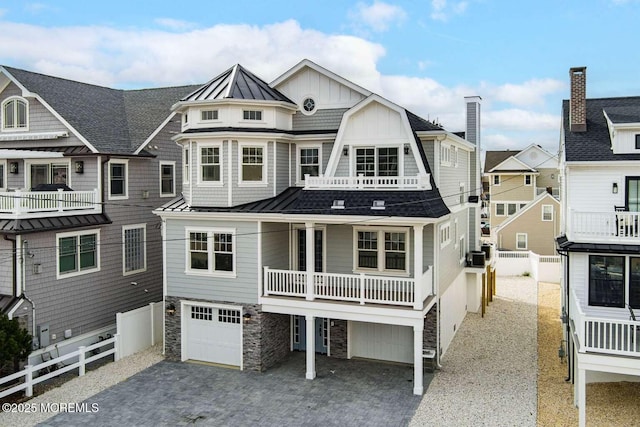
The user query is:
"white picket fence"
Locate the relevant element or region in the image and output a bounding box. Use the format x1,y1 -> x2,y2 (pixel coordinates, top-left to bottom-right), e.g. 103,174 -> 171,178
0,335 -> 118,399
115,301 -> 163,359
494,250 -> 561,283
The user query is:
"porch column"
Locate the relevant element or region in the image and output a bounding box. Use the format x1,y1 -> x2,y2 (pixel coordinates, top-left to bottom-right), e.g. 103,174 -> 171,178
305,222 -> 315,301
413,324 -> 424,395
413,225 -> 424,310
305,315 -> 316,379
577,367 -> 586,427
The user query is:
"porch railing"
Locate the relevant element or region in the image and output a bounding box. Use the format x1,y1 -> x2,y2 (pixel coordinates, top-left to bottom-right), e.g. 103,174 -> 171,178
571,290 -> 640,357
304,174 -> 431,190
0,189 -> 100,218
263,266 -> 433,308
571,210 -> 640,243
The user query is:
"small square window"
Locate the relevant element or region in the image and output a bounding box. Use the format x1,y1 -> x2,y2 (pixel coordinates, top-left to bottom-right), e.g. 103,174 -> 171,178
496,204 -> 505,216
636,134 -> 640,150
243,110 -> 262,121
201,110 -> 218,121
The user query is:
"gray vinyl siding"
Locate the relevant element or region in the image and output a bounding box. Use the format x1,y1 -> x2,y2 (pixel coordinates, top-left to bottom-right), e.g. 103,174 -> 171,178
165,218 -> 259,304
231,141 -> 275,206
404,151 -> 419,176
438,210 -> 468,295
325,225 -> 354,274
261,222 -> 289,270
439,147 -> 470,208
276,142 -> 289,193
322,142 -> 333,173
0,239 -> 13,295
190,141 -> 229,207
291,109 -> 347,132
423,224 -> 435,270
334,152 -> 349,177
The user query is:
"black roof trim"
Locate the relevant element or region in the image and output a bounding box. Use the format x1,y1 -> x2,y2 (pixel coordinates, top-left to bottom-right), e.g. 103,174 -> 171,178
0,213 -> 112,235
182,127 -> 337,136
556,236 -> 640,254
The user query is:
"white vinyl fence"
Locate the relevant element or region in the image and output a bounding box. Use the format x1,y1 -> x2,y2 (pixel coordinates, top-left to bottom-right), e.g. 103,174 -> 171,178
494,250 -> 561,283
115,301 -> 163,359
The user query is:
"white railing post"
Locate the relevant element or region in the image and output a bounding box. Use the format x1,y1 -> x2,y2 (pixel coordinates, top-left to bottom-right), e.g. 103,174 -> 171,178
413,225 -> 424,310
263,266 -> 270,295
57,188 -> 64,212
305,223 -> 315,301
359,273 -> 366,305
24,364 -> 33,397
113,333 -> 120,361
150,302 -> 156,346
14,190 -> 22,215
78,346 -> 86,376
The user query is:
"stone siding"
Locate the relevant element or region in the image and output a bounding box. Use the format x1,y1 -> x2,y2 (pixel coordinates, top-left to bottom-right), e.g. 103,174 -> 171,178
329,319 -> 348,359
423,303 -> 438,360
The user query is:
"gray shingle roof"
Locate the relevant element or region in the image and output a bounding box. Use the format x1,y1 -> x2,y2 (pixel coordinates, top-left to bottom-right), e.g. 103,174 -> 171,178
484,150 -> 521,172
406,110 -> 444,132
3,66 -> 199,155
563,96 -> 640,162
292,109 -> 347,132
182,64 -> 295,104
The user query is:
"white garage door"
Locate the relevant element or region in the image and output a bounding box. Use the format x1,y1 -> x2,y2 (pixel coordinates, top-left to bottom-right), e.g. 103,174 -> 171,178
351,322 -> 413,364
184,304 -> 241,367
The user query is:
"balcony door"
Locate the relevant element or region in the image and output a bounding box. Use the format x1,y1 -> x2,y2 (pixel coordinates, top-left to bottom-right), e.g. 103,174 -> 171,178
297,228 -> 324,273
292,316 -> 328,354
625,177 -> 640,211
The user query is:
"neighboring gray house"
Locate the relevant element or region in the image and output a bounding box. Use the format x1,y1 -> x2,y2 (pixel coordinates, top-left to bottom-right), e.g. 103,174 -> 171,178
0,65 -> 197,361
155,59 -> 485,395
557,67 -> 640,427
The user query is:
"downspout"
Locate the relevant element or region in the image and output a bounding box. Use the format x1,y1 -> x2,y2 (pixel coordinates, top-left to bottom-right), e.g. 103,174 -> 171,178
557,246 -> 571,382
433,224 -> 443,368
5,234 -> 36,339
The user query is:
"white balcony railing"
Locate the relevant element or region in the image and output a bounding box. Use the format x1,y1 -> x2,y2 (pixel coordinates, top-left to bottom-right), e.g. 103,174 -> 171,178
263,266 -> 433,309
571,210 -> 640,243
304,174 -> 431,190
571,290 -> 640,357
0,189 -> 101,219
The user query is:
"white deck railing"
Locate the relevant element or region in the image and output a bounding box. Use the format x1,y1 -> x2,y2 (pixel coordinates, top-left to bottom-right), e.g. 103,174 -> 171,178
571,290 -> 640,357
0,334 -> 118,399
304,174 -> 431,190
264,266 -> 433,308
571,210 -> 640,243
0,189 -> 101,218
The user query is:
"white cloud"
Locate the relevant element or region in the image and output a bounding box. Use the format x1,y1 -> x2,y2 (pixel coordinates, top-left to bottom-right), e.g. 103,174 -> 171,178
430,0 -> 468,21
484,109 -> 560,131
350,1 -> 407,32
154,18 -> 197,31
489,79 -> 565,107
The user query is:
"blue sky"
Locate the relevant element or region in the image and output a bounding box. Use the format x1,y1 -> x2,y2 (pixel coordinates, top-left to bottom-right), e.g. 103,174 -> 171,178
1,0 -> 639,155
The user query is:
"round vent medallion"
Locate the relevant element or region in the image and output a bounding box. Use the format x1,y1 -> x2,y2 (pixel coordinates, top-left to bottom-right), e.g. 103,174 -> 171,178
303,97 -> 316,113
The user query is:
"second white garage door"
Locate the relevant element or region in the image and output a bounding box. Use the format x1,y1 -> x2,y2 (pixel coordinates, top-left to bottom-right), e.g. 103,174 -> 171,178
351,322 -> 413,364
183,304 -> 241,367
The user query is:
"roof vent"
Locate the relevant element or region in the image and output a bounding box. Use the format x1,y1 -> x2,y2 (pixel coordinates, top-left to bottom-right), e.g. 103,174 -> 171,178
331,200 -> 345,209
371,200 -> 386,210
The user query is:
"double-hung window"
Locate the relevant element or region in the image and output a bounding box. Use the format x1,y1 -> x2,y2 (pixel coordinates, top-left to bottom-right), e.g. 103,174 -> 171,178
241,145 -> 265,183
493,175 -> 500,185
524,175 -> 532,186
542,205 -> 553,221
355,228 -> 407,273
516,233 -> 527,250
355,147 -> 398,177
200,146 -> 221,183
108,160 -> 128,199
57,230 -> 100,278
2,97 -> 28,131
123,224 -> 146,275
299,147 -> 320,181
159,161 -> 175,197
187,228 -> 235,276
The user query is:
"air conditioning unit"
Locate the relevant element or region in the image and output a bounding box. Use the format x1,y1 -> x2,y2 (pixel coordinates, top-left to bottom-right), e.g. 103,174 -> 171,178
466,251 -> 486,267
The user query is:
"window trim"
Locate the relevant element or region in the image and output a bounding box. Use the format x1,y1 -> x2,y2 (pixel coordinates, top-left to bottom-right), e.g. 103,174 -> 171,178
242,109 -> 263,121
353,227 -> 409,275
56,229 -> 100,279
495,203 -> 505,216
1,96 -> 29,132
296,144 -> 322,184
197,142 -> 223,186
635,134 -> 640,150
25,160 -> 72,189
459,235 -> 466,265
353,146 -> 400,177
238,142 -> 268,186
183,146 -> 190,184
108,159 -> 129,200
493,175 -> 500,186
524,175 -> 532,186
542,204 -> 553,221
122,223 -> 147,276
200,109 -> 219,122
439,222 -> 451,248
589,255 -> 625,308
185,227 -> 236,277
516,233 -> 528,250
0,160 -> 5,190
440,144 -> 452,166
159,161 -> 176,197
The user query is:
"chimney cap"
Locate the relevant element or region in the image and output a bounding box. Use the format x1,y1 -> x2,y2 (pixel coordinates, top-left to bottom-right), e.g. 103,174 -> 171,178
570,66 -> 587,74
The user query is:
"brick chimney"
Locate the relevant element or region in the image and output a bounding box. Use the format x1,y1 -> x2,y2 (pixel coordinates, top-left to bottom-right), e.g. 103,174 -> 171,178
569,67 -> 587,132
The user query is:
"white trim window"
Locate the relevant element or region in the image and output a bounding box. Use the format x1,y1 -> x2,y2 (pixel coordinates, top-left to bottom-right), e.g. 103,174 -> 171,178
298,145 -> 321,182
516,233 -> 528,250
159,161 -> 175,197
57,229 -> 100,279
459,182 -> 465,205
493,175 -> 500,186
199,144 -> 222,184
201,109 -> 218,121
355,147 -> 398,177
354,228 -> 408,273
27,161 -> 70,189
240,144 -> 266,184
2,97 -> 28,131
123,224 -> 146,275
108,159 -> 128,200
0,161 -> 5,190
441,144 -> 451,166
542,204 -> 553,221
183,146 -> 190,184
243,110 -> 262,121
496,203 -> 505,216
524,175 -> 532,186
440,223 -> 451,248
186,228 -> 236,276
459,235 -> 466,264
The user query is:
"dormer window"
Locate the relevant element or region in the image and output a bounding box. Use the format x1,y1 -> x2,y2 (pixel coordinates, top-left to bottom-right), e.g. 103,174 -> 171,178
371,200 -> 385,210
331,200 -> 345,209
243,110 -> 262,121
201,110 -> 218,121
2,97 -> 28,131
355,147 -> 398,177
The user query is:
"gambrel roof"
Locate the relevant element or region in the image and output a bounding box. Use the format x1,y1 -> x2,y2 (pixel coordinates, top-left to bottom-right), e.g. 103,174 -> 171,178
181,64 -> 295,104
562,96 -> 640,162
1,66 -> 199,155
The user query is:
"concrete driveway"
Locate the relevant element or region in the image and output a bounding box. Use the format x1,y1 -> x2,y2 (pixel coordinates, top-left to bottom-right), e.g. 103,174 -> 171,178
40,352 -> 431,426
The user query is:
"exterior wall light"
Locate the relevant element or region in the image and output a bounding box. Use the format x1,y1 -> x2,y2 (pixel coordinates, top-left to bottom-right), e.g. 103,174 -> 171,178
166,303 -> 176,316
9,162 -> 18,174
343,147 -> 349,156
243,312 -> 252,323
75,161 -> 84,174
612,182 -> 618,194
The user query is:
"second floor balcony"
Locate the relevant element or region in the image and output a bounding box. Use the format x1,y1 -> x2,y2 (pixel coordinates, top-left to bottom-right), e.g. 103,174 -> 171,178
569,209 -> 640,243
304,174 -> 431,190
0,188 -> 101,219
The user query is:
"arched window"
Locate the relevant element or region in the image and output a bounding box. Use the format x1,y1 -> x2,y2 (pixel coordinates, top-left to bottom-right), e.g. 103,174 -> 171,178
2,97 -> 28,130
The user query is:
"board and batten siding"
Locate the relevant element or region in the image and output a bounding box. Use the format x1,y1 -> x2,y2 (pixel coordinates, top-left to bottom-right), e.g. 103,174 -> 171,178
165,218 -> 259,304
566,165 -> 633,213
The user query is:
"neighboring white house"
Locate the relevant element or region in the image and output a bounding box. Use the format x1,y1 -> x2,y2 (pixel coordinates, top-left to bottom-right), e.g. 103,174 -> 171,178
557,66 -> 640,427
155,59 -> 485,396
